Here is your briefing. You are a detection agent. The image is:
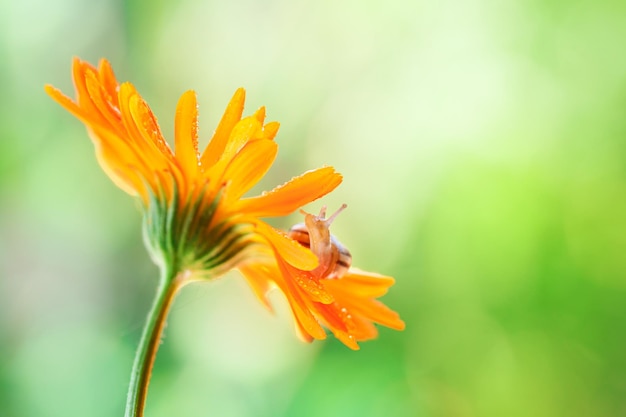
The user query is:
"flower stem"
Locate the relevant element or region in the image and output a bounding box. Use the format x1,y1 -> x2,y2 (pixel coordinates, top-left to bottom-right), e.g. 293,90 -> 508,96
124,267 -> 184,417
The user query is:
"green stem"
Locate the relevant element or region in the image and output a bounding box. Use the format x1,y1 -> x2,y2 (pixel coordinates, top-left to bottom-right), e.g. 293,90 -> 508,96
124,267 -> 184,417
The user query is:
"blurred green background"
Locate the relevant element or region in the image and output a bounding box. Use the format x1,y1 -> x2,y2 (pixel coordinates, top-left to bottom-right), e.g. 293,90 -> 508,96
2,0 -> 626,416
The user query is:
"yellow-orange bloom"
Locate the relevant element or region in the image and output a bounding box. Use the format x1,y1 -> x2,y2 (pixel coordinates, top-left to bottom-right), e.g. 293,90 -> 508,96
45,58 -> 340,278
46,58 -> 404,350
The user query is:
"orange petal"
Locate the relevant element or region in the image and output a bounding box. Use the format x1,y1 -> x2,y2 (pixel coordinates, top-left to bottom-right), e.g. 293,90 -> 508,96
349,315 -> 379,341
253,106 -> 266,124
45,85 -> 102,127
200,88 -> 245,169
73,59 -> 115,129
222,139 -> 278,202
116,85 -> 182,194
47,79 -> 147,197
313,303 -> 360,350
118,85 -> 176,176
236,167 -> 343,217
280,262 -> 334,304
46,61 -> 110,132
117,83 -> 148,145
352,299 -> 406,331
322,271 -> 405,331
97,59 -> 119,108
221,116 -> 263,160
274,259 -> 327,340
84,69 -> 122,131
87,127 -> 145,197
238,264 -> 276,313
175,90 -> 200,177
72,58 -> 98,109
262,121 -> 280,140
286,294 -> 327,341
129,89 -> 174,161
48,81 -> 171,199
293,320 -> 315,343
242,261 -> 326,340
329,288 -> 406,331
323,269 -> 396,298
202,116 -> 263,189
253,220 -> 319,270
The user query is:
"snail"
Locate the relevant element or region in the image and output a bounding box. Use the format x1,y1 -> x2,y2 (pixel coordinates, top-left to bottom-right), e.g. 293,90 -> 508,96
288,204 -> 352,279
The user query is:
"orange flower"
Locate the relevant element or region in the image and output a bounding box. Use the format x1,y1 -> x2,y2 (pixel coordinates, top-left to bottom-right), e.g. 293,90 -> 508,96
45,58 -> 403,351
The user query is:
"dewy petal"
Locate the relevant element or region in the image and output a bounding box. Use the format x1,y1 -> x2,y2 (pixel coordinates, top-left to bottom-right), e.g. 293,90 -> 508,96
175,90 -> 200,178
313,303 -> 360,350
120,85 -> 188,199
46,85 -> 148,196
322,275 -> 406,331
261,121 -> 280,141
87,126 -> 146,197
49,59 -> 165,200
236,167 -> 342,217
273,258 -> 328,340
200,87 -> 245,169
253,106 -> 266,124
97,59 -> 119,108
72,58 -> 105,121
348,315 -> 379,341
222,139 -> 278,202
295,275 -> 334,304
84,69 -> 122,131
123,84 -> 174,164
326,268 -> 396,298
239,263 -> 327,341
238,264 -> 276,313
352,299 -> 406,331
253,220 -> 318,270
221,116 -> 263,162
294,321 -> 315,343
202,116 -> 263,190
45,85 -> 104,128
46,69 -> 118,135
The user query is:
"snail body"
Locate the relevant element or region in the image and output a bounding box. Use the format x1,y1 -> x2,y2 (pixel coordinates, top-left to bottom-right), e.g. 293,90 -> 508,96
288,204 -> 352,279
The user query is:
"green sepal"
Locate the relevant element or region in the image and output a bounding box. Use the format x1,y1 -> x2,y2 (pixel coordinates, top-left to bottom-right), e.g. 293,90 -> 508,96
142,180 -> 255,281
